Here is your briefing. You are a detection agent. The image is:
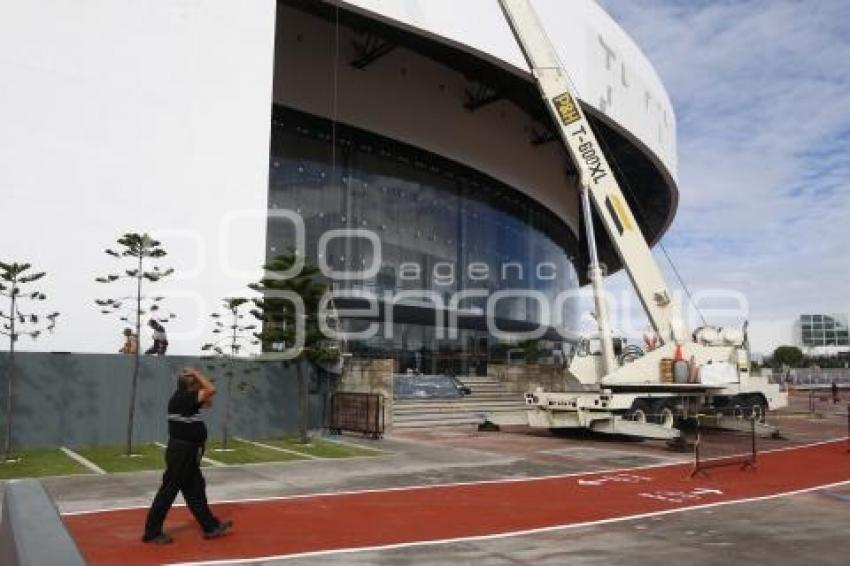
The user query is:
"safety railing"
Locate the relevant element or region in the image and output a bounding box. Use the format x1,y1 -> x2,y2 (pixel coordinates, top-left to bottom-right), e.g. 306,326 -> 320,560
803,388 -> 844,415
691,411 -> 757,478
778,369 -> 850,388
329,392 -> 384,439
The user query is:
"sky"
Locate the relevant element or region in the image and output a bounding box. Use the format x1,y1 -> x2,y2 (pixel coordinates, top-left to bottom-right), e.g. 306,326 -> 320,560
595,0 -> 850,354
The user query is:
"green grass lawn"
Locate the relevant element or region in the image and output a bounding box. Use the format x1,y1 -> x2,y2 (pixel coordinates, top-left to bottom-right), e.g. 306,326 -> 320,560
264,436 -> 383,459
75,443 -> 165,473
0,437 -> 381,480
205,438 -> 307,465
0,448 -> 91,480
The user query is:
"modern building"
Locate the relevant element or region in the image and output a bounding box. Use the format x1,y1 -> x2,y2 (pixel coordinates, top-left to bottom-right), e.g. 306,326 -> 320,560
0,0 -> 678,376
795,314 -> 850,356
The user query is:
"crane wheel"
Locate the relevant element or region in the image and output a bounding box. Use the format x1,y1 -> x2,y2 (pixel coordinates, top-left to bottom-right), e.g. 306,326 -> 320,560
657,405 -> 676,429
626,400 -> 652,424
732,404 -> 746,419
631,408 -> 648,424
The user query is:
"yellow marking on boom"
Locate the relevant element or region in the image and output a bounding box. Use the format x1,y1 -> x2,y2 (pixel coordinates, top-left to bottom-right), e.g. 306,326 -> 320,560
610,194 -> 635,231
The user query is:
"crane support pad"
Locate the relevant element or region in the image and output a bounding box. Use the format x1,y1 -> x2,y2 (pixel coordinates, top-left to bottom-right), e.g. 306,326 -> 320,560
590,418 -> 681,440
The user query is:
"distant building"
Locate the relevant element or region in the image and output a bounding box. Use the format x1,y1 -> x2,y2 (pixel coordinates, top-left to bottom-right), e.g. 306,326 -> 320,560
795,314 -> 850,356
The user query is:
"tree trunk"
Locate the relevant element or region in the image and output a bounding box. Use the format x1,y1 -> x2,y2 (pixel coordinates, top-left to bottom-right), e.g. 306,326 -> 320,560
126,353 -> 139,456
3,351 -> 13,460
223,312 -> 237,450
3,292 -> 17,460
297,362 -> 308,444
126,258 -> 143,456
223,358 -> 234,450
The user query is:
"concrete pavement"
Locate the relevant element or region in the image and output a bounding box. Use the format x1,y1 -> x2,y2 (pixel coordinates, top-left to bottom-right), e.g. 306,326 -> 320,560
13,400 -> 850,564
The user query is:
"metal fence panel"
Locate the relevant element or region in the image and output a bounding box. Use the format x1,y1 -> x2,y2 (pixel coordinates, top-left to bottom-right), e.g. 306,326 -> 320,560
330,392 -> 384,438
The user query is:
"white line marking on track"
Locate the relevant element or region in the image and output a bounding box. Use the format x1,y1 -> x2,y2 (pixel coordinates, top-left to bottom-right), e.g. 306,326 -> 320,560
60,436 -> 850,517
166,479 -> 850,565
60,447 -> 106,475
234,437 -> 319,460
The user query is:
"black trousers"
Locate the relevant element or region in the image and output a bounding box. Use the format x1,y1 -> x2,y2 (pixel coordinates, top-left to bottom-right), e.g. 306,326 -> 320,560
144,340 -> 168,355
143,438 -> 220,537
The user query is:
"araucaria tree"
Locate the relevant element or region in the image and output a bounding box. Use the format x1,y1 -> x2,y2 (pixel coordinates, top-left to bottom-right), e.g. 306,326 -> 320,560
249,252 -> 339,444
0,262 -> 60,460
201,298 -> 260,450
95,233 -> 176,455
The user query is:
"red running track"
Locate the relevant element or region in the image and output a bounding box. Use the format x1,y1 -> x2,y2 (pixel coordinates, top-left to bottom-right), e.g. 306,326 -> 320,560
64,440 -> 850,565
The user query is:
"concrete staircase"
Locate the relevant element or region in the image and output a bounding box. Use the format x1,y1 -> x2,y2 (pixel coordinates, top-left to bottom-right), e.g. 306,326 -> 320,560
392,375 -> 527,429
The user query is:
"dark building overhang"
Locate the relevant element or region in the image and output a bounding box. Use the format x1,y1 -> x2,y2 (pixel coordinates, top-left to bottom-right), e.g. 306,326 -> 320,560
278,0 -> 678,283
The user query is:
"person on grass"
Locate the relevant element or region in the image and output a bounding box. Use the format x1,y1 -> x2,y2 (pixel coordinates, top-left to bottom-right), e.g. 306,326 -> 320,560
142,368 -> 232,544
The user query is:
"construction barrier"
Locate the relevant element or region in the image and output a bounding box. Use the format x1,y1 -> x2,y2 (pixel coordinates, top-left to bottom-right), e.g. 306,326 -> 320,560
807,389 -> 834,413
329,392 -> 384,439
691,412 -> 757,478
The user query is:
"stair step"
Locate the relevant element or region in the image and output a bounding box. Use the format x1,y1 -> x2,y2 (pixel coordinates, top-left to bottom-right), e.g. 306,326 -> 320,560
395,407 -> 522,413
391,376 -> 528,429
394,406 -> 526,419
393,405 -> 526,417
393,414 -> 490,425
395,391 -> 522,400
393,419 -> 484,429
393,397 -> 525,409
394,398 -> 525,407
396,390 -> 520,397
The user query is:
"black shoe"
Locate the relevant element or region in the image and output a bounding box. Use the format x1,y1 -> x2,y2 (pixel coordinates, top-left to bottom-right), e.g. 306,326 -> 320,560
142,533 -> 174,545
204,520 -> 233,540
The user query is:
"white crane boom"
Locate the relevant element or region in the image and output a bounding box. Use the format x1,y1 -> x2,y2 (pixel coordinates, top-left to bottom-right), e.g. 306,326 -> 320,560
498,0 -> 687,349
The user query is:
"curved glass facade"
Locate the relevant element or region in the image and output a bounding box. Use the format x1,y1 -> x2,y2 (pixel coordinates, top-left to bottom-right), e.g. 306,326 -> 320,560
267,106 -> 581,375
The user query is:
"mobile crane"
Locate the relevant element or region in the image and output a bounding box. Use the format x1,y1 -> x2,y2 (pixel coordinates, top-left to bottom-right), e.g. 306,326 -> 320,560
491,0 -> 787,440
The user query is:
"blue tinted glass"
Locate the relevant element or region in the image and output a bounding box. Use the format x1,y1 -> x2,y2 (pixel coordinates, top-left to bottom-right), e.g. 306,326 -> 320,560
268,108 -> 581,374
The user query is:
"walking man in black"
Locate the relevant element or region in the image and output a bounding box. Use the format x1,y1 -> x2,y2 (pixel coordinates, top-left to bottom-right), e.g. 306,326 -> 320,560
142,368 -> 233,544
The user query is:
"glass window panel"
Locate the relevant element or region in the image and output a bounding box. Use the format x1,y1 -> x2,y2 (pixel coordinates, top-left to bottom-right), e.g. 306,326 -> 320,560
268,107 -> 581,374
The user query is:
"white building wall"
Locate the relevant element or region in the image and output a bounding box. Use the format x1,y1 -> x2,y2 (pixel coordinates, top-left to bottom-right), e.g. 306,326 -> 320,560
0,0 -> 277,354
